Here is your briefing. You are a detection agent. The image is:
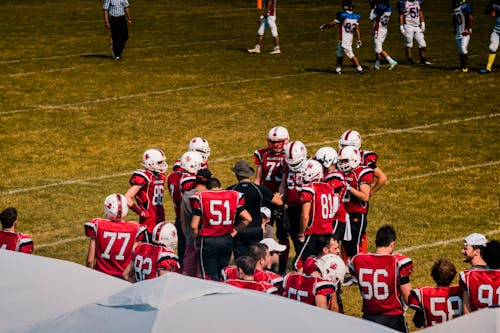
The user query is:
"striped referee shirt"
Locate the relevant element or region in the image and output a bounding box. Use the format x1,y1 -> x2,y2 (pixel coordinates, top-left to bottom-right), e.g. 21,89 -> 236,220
103,0 -> 129,17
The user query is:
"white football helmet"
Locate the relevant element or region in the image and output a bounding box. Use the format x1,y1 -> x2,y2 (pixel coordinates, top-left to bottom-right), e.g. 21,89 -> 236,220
337,146 -> 361,173
142,148 -> 168,173
339,130 -> 362,149
301,159 -> 324,183
285,141 -> 307,172
180,151 -> 204,174
267,126 -> 290,153
104,194 -> 129,221
188,137 -> 211,163
316,254 -> 347,284
314,146 -> 338,169
152,222 -> 178,250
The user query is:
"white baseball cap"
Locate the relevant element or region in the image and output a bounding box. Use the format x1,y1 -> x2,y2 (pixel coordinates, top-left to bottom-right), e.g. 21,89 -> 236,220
464,233 -> 488,247
260,238 -> 287,252
260,207 -> 271,219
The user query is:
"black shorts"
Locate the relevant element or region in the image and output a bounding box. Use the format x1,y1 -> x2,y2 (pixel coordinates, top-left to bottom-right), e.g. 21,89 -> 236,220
362,313 -> 408,333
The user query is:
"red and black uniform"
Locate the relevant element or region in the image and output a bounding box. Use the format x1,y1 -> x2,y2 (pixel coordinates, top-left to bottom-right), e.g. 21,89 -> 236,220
191,190 -> 245,281
342,166 -> 374,257
283,272 -> 337,307
459,268 -> 500,312
129,169 -> 166,235
408,285 -> 462,328
84,218 -> 146,278
349,252 -> 413,332
132,242 -> 181,281
0,230 -> 33,253
325,170 -> 348,241
222,265 -> 284,293
225,279 -> 279,294
294,181 -> 337,267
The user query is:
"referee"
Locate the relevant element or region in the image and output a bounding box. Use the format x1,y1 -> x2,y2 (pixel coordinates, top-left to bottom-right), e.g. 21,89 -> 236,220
103,0 -> 132,60
227,160 -> 283,260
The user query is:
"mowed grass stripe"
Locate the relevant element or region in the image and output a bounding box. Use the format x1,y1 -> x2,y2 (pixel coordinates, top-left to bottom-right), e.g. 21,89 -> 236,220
1,114 -> 498,195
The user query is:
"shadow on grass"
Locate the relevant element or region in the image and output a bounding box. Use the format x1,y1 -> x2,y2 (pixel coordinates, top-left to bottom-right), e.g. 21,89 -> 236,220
80,54 -> 114,59
305,68 -> 338,74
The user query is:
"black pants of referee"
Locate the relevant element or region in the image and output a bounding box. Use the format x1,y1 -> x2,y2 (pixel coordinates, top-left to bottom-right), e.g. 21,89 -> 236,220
109,15 -> 129,58
199,234 -> 232,281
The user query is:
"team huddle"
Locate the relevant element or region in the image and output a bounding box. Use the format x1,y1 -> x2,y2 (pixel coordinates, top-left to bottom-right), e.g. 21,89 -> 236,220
250,0 -> 500,73
1,126 -> 499,332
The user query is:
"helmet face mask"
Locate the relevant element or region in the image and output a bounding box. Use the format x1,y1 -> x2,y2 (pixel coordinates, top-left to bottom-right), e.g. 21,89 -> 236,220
180,151 -> 204,174
342,0 -> 354,10
267,126 -> 290,153
314,147 -> 338,169
143,149 -> 168,173
339,130 -> 362,150
188,137 -> 210,163
285,141 -> 307,172
337,146 -> 361,173
104,194 -> 129,221
301,159 -> 324,183
152,222 -> 178,251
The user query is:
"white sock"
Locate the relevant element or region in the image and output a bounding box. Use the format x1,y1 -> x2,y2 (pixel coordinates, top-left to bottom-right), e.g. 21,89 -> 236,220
386,56 -> 394,63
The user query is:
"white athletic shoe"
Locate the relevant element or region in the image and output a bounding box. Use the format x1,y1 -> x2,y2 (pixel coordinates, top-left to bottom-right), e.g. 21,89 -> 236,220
336,67 -> 342,75
269,46 -> 281,54
374,64 -> 380,70
389,60 -> 398,70
248,46 -> 261,54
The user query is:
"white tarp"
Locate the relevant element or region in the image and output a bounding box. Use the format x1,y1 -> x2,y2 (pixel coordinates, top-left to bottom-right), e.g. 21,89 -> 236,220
12,272 -> 397,333
421,307 -> 500,333
0,251 -> 129,333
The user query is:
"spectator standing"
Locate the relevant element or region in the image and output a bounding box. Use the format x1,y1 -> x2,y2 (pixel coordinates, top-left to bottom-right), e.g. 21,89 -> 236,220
103,0 -> 132,60
0,207 -> 33,254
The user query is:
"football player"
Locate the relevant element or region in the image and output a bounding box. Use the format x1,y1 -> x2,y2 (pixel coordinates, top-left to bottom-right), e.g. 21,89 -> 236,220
452,0 -> 473,72
190,178 -> 252,281
337,146 -> 374,262
315,146 -> 348,242
461,232 -> 488,268
247,0 -> 281,54
295,159 -> 339,268
370,0 -> 398,70
278,140 -> 308,274
409,258 -> 462,328
479,0 -> 500,73
398,0 -> 431,65
320,0 -> 364,74
178,151 -> 205,194
224,256 -> 279,294
85,194 -> 146,279
349,225 -> 413,332
253,126 -> 289,272
125,148 -> 168,241
124,221 -> 181,282
283,256 -> 340,312
0,207 -> 33,254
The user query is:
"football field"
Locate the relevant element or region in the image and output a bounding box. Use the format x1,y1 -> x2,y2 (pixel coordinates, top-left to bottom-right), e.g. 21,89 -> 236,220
1,0 -> 499,329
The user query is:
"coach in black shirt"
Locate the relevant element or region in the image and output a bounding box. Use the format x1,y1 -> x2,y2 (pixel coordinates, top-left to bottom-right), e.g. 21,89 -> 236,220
227,160 -> 283,259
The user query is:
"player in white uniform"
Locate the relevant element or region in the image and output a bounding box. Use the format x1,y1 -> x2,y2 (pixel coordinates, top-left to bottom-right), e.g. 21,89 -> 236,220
320,0 -> 364,74
452,0 -> 473,73
398,0 -> 431,65
248,0 -> 281,54
480,0 -> 500,73
371,0 -> 398,70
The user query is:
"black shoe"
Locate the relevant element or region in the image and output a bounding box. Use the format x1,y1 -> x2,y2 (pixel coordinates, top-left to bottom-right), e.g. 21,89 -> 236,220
408,59 -> 414,66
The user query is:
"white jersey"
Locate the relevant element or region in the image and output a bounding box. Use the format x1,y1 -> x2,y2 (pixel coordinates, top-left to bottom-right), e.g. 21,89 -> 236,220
398,0 -> 422,27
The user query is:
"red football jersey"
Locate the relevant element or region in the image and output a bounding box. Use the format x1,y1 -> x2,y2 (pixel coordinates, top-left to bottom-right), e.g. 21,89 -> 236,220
460,268 -> 500,311
225,279 -> 278,294
349,253 -> 413,315
254,147 -> 286,193
85,218 -> 146,277
221,265 -> 284,289
0,230 -> 33,253
409,285 -> 462,327
129,169 -> 166,233
342,166 -> 374,214
166,170 -> 184,218
300,182 -> 337,235
282,164 -> 304,206
179,173 -> 197,194
191,190 -> 245,237
132,243 -> 181,281
325,170 -> 347,222
283,272 -> 336,306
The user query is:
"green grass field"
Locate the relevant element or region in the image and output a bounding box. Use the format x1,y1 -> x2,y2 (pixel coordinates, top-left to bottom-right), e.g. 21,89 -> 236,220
1,0 -> 499,330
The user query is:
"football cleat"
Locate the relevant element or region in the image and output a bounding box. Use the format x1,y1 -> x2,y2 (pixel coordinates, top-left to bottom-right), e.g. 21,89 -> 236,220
421,59 -> 432,65
479,69 -> 491,74
389,61 -> 398,70
269,46 -> 281,54
248,46 -> 261,54
356,69 -> 365,74
336,67 -> 342,74
374,64 -> 380,70
462,68 -> 469,73
408,59 -> 414,66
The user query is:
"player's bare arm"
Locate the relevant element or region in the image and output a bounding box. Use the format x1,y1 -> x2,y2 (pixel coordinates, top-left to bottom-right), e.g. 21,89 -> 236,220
371,167 -> 387,195
190,215 -> 201,245
299,201 -> 312,238
86,239 -> 96,268
349,183 -> 371,202
254,165 -> 263,185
